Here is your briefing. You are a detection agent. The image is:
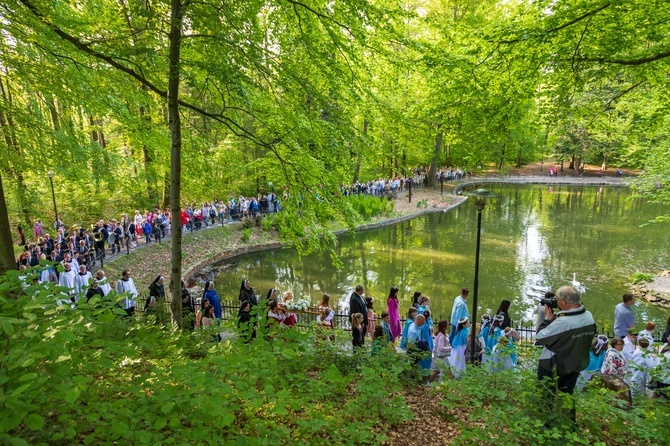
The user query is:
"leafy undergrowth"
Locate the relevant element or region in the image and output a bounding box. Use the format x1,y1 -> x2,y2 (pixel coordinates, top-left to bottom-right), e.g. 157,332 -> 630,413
0,275 -> 414,445
4,272 -> 667,446
433,353 -> 670,446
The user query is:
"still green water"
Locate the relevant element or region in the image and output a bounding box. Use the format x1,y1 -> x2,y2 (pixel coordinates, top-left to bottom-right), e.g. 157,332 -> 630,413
211,185 -> 669,330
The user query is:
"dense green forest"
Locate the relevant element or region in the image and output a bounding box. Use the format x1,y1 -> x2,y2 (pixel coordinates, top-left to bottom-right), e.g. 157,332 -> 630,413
1,0 -> 669,272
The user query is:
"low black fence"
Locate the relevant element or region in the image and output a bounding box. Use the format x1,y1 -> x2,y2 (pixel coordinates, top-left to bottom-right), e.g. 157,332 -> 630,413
205,300 -> 665,346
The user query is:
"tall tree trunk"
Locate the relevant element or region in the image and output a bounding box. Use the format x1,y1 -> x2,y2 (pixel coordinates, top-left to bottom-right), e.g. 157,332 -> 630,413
0,173 -> 16,274
576,156 -> 582,175
0,77 -> 31,225
602,152 -> 608,170
96,118 -> 107,148
353,119 -> 366,182
47,97 -> 60,131
161,169 -> 170,209
168,0 -> 186,328
139,94 -> 156,204
515,146 -> 522,168
428,124 -> 442,187
498,146 -> 506,170
568,153 -> 575,170
445,143 -> 451,167
88,114 -> 98,142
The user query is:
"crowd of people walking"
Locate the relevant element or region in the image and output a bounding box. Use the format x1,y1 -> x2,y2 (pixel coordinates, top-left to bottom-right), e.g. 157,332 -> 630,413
16,193 -> 283,271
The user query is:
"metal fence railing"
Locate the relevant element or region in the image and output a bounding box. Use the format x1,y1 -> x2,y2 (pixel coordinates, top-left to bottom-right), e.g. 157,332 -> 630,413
203,302 -> 665,346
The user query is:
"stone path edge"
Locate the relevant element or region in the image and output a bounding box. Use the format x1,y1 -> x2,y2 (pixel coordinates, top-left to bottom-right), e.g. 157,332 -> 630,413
101,176 -> 628,282
185,196 -> 470,280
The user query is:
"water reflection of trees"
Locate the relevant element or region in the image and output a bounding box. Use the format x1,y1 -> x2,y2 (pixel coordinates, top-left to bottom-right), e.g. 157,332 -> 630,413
214,185 -> 669,326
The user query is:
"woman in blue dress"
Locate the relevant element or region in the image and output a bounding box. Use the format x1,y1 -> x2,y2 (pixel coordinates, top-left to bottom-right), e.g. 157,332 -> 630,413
203,280 -> 222,320
418,310 -> 435,369
449,317 -> 470,378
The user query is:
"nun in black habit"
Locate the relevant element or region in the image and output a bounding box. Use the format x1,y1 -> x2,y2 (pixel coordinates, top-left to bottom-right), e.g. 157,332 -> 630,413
239,279 -> 258,306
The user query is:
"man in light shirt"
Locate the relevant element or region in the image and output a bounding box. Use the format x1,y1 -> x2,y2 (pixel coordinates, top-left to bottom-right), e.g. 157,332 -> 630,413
115,269 -> 138,316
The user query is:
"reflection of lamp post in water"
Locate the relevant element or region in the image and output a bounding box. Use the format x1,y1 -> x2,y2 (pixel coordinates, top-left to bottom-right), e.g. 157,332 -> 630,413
46,171 -> 59,227
463,188 -> 497,364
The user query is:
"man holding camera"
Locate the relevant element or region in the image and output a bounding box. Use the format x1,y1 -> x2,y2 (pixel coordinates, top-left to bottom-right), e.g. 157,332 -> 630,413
536,285 -> 596,423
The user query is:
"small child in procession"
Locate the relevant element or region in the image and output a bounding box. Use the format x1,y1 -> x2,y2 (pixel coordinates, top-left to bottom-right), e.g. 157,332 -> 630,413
351,313 -> 365,348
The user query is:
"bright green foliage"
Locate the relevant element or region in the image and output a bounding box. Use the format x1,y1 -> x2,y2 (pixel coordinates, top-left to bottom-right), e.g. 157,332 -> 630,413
439,350 -> 670,446
0,271 -> 413,445
1,0 -> 669,235
629,271 -> 653,284
348,195 -> 394,221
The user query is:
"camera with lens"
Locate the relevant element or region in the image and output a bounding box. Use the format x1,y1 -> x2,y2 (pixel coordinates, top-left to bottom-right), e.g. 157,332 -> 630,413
539,297 -> 557,309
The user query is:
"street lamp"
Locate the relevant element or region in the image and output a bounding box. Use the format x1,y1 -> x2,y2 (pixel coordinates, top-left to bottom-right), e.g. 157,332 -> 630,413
46,171 -> 59,228
463,188 -> 497,365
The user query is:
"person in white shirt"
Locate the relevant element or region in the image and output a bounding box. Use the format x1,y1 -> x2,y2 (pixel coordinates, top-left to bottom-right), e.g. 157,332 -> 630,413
637,321 -> 656,348
61,252 -> 79,274
95,270 -> 111,296
115,269 -> 138,316
58,262 -> 77,303
622,334 -> 636,361
628,337 -> 657,397
74,265 -> 92,300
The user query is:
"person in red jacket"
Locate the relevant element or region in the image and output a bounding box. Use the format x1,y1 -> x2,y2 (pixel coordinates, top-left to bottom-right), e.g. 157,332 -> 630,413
180,208 -> 190,232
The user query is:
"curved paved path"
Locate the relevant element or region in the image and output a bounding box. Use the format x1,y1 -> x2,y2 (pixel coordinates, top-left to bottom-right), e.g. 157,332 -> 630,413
93,175 -> 631,277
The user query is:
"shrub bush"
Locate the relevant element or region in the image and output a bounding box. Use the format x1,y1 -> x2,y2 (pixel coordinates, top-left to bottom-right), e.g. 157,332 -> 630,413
0,272 -> 413,445
629,271 -> 653,284
437,349 -> 670,446
348,195 -> 393,221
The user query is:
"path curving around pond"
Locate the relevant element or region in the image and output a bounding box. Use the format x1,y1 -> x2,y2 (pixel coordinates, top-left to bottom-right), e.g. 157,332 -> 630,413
189,176 -> 630,281
453,175 -> 628,195
96,175 -> 633,289
186,196 -> 470,281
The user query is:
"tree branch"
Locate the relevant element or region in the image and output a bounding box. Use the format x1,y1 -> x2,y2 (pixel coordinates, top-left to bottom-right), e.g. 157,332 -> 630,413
575,49 -> 670,66
602,80 -> 645,111
493,2 -> 611,44
571,19 -> 591,72
18,0 -> 167,98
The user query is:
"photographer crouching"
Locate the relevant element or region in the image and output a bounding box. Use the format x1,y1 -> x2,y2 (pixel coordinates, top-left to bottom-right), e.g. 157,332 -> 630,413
536,285 -> 596,425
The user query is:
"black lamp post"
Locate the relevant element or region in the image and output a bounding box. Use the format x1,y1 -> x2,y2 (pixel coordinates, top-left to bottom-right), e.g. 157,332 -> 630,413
407,178 -> 412,203
47,171 -> 58,227
440,174 -> 444,195
464,188 -> 496,364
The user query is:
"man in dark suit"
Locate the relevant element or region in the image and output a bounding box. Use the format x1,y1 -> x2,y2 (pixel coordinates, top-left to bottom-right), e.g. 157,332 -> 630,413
349,284 -> 369,337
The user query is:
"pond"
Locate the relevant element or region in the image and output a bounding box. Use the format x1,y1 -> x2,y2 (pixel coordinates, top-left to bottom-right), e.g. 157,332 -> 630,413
210,184 -> 670,331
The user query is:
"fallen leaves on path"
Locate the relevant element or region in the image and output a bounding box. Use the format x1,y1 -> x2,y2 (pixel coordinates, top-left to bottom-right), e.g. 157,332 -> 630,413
381,385 -> 469,446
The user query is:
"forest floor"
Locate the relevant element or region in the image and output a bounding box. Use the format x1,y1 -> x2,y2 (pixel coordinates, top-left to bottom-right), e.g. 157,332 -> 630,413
383,385 -> 468,445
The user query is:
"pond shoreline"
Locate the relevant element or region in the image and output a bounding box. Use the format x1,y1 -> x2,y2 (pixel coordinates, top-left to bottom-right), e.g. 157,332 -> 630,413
186,195 -> 469,281
101,177 -> 638,296
189,176 -> 629,281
